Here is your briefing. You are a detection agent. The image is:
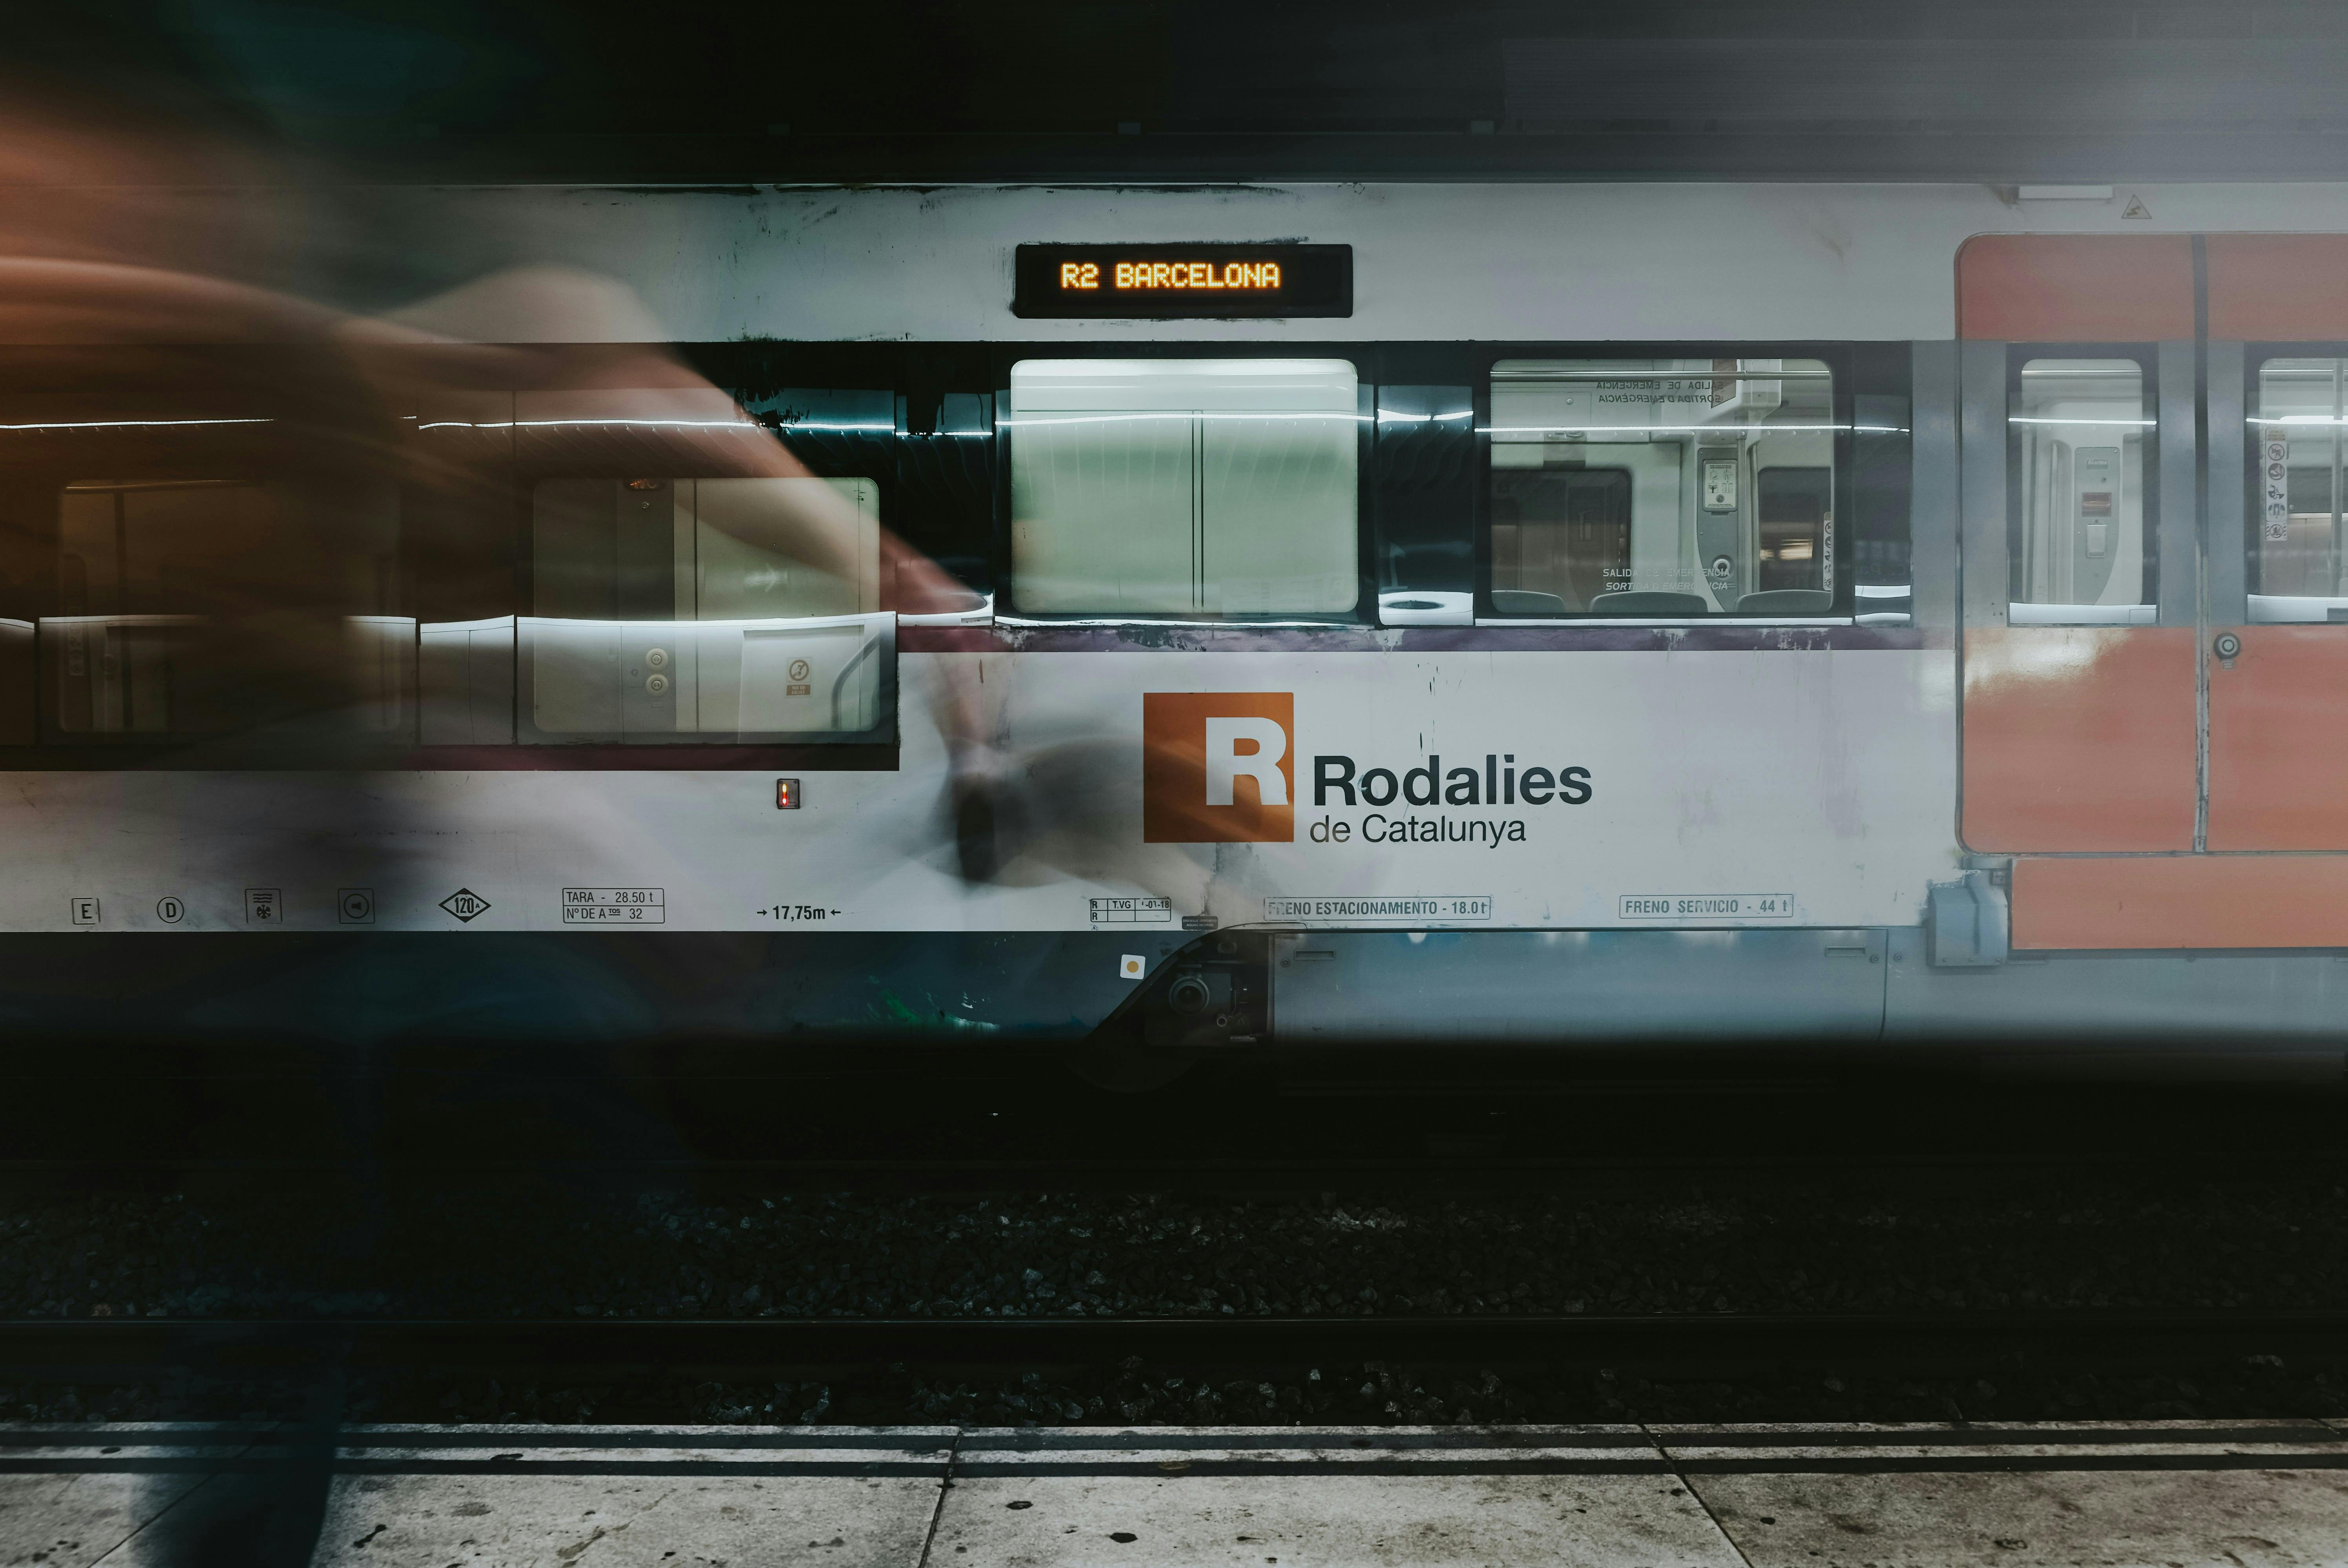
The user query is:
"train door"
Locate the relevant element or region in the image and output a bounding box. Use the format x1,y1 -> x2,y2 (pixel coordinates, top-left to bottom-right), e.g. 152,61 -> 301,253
1957,233 -> 2348,949
2206,350 -> 2348,847
2203,235 -> 2348,855
1955,237 -> 2200,864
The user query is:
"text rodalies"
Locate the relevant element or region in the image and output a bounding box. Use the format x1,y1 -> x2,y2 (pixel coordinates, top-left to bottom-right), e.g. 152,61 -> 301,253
1306,752 -> 1592,846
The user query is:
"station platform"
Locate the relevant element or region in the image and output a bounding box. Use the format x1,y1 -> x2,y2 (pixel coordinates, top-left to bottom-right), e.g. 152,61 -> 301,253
7,1419 -> 2348,1566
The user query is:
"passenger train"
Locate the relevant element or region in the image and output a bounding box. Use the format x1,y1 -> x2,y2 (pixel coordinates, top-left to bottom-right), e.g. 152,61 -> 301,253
8,181 -> 2348,1068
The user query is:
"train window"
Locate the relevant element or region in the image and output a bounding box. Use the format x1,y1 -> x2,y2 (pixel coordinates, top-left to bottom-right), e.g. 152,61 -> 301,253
533,476 -> 880,624
1006,359 -> 1360,616
1488,359 -> 1837,617
2008,359 -> 2152,625
520,474 -> 887,742
2249,358 -> 2348,619
46,478 -> 409,740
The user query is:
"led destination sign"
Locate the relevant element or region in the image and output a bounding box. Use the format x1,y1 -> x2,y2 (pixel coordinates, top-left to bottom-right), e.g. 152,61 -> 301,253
1013,244 -> 1352,319
1068,260 -> 1284,291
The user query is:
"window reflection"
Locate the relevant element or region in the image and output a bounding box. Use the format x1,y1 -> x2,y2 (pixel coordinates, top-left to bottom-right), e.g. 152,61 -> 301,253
2251,358 -> 2348,618
522,474 -> 884,741
2008,359 -> 2152,625
48,478 -> 408,738
1488,358 -> 1837,617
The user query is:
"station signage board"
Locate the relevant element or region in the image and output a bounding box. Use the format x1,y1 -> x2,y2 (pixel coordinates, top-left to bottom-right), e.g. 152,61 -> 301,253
1013,244 -> 1352,319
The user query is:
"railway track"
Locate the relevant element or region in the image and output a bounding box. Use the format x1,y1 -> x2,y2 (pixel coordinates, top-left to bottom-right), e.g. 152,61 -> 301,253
6,1125 -> 2348,1202
4,1310 -> 2345,1381
12,1089 -> 2348,1190
7,1041 -> 2347,1195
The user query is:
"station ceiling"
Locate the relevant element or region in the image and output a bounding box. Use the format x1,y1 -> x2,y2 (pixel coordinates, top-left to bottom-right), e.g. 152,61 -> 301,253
20,1 -> 2348,184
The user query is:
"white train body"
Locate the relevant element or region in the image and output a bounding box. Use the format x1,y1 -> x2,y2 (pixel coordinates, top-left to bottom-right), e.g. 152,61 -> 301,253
5,180 -> 2348,1053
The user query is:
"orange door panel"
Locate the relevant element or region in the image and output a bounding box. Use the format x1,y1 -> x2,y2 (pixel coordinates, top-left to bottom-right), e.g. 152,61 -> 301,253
2207,627 -> 2348,850
2206,234 -> 2348,340
2014,854 -> 2348,949
1956,234 -> 2196,341
1962,626 -> 2198,851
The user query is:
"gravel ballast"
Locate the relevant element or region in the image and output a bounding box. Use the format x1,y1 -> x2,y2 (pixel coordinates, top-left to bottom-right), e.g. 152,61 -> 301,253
0,1164 -> 2343,1425
1,1172 -> 2343,1324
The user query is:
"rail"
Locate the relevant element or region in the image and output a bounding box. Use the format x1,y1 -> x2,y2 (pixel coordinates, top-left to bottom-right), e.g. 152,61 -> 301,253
4,1310 -> 2345,1379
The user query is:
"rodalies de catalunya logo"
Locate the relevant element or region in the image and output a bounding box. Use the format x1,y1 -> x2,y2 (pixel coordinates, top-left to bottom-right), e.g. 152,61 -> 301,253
1142,692 -> 1295,843
1144,691 -> 1596,846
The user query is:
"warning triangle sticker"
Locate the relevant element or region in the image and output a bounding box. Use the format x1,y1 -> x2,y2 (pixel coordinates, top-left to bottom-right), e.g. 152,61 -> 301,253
2121,195 -> 2151,220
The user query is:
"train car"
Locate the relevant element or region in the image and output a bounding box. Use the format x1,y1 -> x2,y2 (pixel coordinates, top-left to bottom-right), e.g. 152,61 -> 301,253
7,181 -> 2348,1068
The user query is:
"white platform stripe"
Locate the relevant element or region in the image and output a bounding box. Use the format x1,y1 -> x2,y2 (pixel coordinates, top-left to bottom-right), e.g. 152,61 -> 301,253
957,1424 -> 1668,1472
0,1422 -> 953,1476
952,1459 -> 1680,1477
1654,1418 -> 2348,1460
333,1424 -> 960,1440
0,1446 -> 260,1462
1652,1418 -> 2342,1439
329,1450 -> 949,1475
2,1422 -> 2346,1478
960,1423 -> 1655,1449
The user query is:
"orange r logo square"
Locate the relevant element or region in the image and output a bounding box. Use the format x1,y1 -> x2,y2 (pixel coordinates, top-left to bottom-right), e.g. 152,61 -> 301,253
1142,692 -> 1295,843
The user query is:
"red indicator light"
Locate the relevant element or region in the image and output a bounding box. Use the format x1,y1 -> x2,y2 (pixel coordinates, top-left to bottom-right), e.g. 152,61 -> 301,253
776,778 -> 800,810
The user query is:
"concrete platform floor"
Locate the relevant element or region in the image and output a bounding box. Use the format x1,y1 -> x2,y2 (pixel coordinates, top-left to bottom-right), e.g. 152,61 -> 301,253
4,1419 -> 2348,1566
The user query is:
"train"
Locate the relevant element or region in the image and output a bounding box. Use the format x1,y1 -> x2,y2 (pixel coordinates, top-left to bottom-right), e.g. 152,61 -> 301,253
8,179 -> 2348,1072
